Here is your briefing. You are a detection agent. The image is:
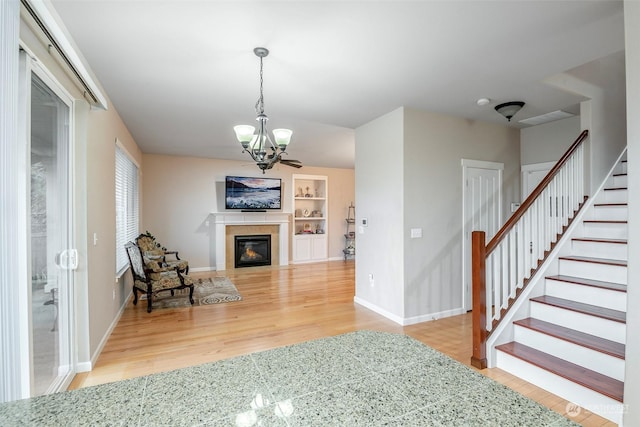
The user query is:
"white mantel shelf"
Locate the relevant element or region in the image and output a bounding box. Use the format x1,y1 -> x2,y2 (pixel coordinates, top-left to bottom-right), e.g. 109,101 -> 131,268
212,212 -> 290,270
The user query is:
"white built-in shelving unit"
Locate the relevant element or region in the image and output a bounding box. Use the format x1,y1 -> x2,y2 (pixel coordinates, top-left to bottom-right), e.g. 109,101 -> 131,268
292,174 -> 328,263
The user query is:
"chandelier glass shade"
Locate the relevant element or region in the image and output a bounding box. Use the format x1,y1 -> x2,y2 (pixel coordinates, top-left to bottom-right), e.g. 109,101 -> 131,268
234,47 -> 292,173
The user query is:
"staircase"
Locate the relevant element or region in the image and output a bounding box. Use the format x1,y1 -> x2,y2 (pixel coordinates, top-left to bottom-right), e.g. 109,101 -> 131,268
495,159 -> 627,424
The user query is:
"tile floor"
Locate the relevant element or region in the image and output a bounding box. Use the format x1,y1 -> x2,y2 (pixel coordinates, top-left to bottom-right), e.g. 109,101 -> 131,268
0,331 -> 577,426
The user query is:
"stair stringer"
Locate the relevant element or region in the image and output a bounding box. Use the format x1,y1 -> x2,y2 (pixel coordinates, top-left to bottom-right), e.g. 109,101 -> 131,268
485,149 -> 627,369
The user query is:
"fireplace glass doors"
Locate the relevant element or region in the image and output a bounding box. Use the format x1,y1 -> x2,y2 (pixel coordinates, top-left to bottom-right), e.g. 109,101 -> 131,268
234,235 -> 271,268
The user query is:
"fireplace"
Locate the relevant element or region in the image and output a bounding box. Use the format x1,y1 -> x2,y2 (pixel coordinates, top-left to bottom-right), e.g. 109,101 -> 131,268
234,235 -> 271,268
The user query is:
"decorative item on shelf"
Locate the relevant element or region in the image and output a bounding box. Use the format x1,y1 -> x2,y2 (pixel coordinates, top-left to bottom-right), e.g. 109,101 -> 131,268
311,210 -> 322,217
233,47 -> 302,173
315,188 -> 320,198
302,209 -> 310,217
297,187 -> 304,198
343,202 -> 356,260
295,209 -> 302,218
303,223 -> 312,233
304,186 -> 312,197
315,224 -> 324,234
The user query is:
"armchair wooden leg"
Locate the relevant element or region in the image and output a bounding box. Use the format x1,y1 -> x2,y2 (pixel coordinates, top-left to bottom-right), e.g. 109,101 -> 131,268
146,291 -> 153,313
188,285 -> 194,305
132,287 -> 138,305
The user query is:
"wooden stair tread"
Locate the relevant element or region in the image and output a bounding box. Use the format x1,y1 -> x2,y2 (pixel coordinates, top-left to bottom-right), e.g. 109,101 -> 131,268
583,219 -> 627,224
546,275 -> 627,292
594,202 -> 627,207
530,295 -> 626,323
572,237 -> 627,244
604,187 -> 627,191
496,342 -> 624,402
558,255 -> 627,267
513,318 -> 625,359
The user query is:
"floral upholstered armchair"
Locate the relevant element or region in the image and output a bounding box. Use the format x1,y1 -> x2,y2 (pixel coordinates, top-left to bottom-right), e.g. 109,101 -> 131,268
125,241 -> 194,312
135,231 -> 189,274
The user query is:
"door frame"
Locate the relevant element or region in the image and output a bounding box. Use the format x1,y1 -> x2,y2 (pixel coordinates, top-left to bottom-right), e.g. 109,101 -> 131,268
461,159 -> 504,312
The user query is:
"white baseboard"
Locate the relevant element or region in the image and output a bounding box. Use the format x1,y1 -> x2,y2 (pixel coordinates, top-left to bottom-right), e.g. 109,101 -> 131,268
354,297 -> 464,326
86,290 -> 131,371
76,361 -> 92,373
190,266 -> 217,273
353,297 -> 404,324
403,307 -> 466,325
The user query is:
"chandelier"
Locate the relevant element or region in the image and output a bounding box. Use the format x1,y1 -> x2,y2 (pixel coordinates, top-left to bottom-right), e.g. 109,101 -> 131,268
234,47 -> 293,173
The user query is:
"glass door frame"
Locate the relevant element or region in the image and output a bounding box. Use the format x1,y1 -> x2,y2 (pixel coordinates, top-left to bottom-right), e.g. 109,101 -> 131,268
19,49 -> 77,397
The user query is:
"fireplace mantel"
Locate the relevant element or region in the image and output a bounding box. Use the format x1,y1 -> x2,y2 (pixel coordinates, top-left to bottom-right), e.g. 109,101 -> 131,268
212,212 -> 290,270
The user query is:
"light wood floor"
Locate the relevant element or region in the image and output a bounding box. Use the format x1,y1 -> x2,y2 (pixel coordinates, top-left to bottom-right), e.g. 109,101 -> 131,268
70,261 -> 613,426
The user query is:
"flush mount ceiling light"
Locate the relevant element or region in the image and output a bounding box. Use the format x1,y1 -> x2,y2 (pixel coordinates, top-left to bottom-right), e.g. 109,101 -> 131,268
233,47 -> 301,173
495,101 -> 525,122
476,98 -> 491,106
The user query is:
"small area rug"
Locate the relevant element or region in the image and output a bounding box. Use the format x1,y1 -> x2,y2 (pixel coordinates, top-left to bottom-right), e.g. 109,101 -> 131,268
141,276 -> 242,309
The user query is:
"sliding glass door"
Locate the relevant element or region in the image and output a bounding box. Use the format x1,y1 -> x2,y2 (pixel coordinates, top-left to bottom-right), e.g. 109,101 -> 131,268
28,66 -> 75,396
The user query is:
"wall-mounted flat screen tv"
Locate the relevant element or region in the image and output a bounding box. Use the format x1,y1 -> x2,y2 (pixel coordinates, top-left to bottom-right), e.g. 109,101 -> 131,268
225,176 -> 282,210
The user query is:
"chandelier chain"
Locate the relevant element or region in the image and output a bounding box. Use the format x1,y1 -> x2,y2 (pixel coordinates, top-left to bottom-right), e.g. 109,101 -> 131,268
255,56 -> 265,115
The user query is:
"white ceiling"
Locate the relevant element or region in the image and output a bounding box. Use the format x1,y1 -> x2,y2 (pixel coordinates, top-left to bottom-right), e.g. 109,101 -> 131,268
49,0 -> 625,169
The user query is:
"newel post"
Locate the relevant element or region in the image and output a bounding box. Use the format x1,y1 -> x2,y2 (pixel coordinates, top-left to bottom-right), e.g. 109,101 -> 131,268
470,231 -> 488,369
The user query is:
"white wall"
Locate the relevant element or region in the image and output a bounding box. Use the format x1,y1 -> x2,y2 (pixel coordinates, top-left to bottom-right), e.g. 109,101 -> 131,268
624,1 -> 640,424
520,116 -> 581,165
354,108 -> 405,321
354,107 -> 520,323
141,154 -> 354,270
547,51 -> 626,196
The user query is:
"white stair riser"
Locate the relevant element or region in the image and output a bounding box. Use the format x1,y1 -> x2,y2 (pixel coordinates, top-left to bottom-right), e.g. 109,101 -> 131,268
530,302 -> 626,343
611,174 -> 628,187
513,326 -> 625,381
545,280 -> 627,311
601,189 -> 627,204
581,222 -> 627,239
571,240 -> 628,261
590,205 -> 628,221
620,161 -> 627,174
558,259 -> 627,285
496,351 -> 623,425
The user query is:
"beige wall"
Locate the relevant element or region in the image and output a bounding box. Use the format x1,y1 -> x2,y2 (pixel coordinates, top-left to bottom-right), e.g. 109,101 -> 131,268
141,154 -> 354,270
85,107 -> 142,359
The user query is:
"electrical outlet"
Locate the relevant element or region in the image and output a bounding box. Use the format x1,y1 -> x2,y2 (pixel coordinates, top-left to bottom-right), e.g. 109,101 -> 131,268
368,273 -> 374,287
112,289 -> 116,300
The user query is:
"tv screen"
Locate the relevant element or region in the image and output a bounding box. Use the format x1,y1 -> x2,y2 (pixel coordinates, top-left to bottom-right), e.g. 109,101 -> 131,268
225,176 -> 282,210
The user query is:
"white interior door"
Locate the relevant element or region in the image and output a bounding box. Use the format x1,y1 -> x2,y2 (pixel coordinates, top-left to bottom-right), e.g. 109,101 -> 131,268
521,162 -> 555,201
462,159 -> 503,312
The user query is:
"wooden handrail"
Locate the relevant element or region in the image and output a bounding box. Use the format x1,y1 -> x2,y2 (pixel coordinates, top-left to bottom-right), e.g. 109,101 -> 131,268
471,129 -> 588,369
485,130 -> 588,255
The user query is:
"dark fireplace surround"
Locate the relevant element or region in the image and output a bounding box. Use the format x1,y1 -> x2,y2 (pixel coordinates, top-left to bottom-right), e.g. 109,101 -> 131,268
234,235 -> 272,268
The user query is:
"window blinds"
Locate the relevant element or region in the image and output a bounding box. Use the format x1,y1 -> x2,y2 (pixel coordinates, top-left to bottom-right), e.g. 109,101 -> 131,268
115,145 -> 139,274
